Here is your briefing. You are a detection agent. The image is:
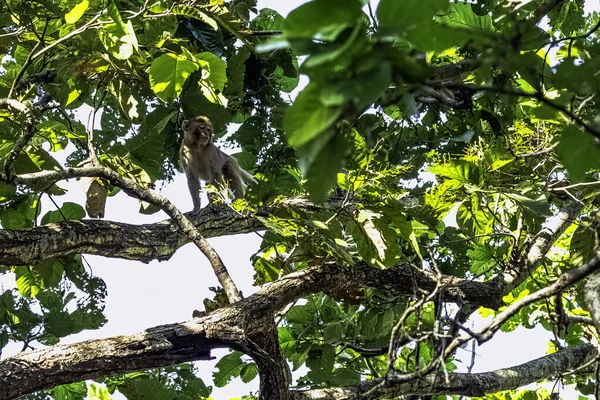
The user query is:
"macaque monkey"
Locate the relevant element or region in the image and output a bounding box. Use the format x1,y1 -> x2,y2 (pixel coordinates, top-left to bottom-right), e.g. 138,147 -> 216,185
179,115 -> 257,210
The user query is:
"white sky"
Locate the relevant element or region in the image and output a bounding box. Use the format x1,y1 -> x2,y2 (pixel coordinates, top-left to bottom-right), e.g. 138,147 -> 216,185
1,0 -> 599,398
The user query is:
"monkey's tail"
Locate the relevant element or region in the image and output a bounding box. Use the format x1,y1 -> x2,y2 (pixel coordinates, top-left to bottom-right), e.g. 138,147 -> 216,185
240,169 -> 258,185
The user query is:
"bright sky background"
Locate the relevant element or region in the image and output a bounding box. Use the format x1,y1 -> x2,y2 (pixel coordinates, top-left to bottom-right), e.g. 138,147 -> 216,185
1,0 -> 599,398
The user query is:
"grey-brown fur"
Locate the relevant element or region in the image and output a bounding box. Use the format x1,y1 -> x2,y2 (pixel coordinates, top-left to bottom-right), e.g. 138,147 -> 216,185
179,116 -> 256,210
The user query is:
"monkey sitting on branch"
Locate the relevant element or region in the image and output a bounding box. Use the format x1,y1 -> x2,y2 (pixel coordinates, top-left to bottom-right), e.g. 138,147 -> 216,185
179,115 -> 257,210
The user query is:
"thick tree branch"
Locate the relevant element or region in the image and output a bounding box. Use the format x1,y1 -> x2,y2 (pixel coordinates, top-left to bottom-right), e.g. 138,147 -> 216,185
0,198 -> 336,265
0,293 -> 286,399
0,256 -> 505,399
6,165 -> 242,303
505,199 -> 584,292
357,255 -> 600,398
292,344 -> 597,399
1,255 -> 595,399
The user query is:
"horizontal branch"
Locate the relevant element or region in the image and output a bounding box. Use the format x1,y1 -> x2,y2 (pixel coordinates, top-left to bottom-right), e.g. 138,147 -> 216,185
292,344 -> 597,399
0,198 -> 337,265
0,257 -> 506,398
0,304 -> 254,399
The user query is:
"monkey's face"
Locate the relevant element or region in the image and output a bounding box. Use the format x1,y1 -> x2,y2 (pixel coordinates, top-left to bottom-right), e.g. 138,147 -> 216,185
183,116 -> 213,146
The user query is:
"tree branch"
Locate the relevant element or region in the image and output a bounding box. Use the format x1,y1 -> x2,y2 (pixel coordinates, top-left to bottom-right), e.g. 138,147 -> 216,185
0,98 -> 35,180
0,198 -> 335,265
505,199 -> 584,291
0,255 -> 509,399
292,344 -> 597,399
6,165 -> 242,303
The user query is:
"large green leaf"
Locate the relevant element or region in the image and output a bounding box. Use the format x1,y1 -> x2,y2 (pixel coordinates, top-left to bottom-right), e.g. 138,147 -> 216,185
213,351 -> 256,387
428,160 -> 482,186
41,202 -> 86,224
376,0 -> 448,32
441,2 -> 494,32
503,193 -> 551,217
467,244 -> 499,275
149,53 -> 200,102
15,266 -> 41,298
321,62 -> 392,108
64,0 -> 88,24
108,80 -> 144,124
285,0 -> 363,41
556,126 -> 600,183
570,225 -> 595,267
299,128 -> 350,203
284,83 -> 342,147
173,5 -> 219,31
196,52 -> 228,106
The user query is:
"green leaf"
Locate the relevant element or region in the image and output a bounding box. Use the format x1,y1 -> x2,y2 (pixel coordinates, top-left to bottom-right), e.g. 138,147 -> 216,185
377,0 -> 448,32
349,217 -> 380,264
41,202 -> 86,224
173,5 -> 219,31
240,363 -> 258,383
117,377 -> 177,400
321,62 -> 392,108
285,83 -> 342,147
149,53 -> 199,102
428,160 -> 482,185
330,367 -> 360,386
101,3 -> 139,59
213,351 -> 245,387
556,126 -> 600,183
98,23 -> 136,60
299,129 -> 350,203
504,192 -> 551,217
33,259 -> 64,288
196,52 -> 228,106
0,195 -> 37,229
285,0 -> 363,41
570,225 -> 595,267
467,244 -> 498,275
51,382 -> 88,400
15,266 -> 41,298
65,0 -> 89,24
442,2 -> 494,32
108,80 -> 144,124
36,121 -> 70,152
123,106 -> 177,180
456,200 -> 493,236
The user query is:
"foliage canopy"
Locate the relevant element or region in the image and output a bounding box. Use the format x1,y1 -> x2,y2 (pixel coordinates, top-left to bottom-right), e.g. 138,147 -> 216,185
1,0 -> 600,399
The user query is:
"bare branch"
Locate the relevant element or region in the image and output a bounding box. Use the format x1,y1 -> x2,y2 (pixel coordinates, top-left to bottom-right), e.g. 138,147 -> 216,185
0,198 -> 336,265
8,165 -> 243,303
506,199 -> 584,291
292,344 -> 597,399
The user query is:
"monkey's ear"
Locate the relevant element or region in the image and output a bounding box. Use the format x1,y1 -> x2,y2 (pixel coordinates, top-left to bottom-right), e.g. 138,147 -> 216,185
182,120 -> 189,131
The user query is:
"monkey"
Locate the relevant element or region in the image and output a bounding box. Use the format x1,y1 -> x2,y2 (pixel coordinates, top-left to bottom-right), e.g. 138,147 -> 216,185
179,115 -> 257,210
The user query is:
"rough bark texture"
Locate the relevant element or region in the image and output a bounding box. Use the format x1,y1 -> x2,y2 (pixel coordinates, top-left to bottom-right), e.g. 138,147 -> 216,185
0,192 -> 590,398
291,344 -> 597,399
0,198 -> 340,265
0,290 -> 289,400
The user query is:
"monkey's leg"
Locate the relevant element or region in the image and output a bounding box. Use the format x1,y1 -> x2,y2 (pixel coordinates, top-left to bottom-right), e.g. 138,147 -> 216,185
186,175 -> 202,210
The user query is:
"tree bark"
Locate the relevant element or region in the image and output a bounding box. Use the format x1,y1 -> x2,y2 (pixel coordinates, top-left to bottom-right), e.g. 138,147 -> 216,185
0,198 -> 340,265
292,344 -> 597,399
